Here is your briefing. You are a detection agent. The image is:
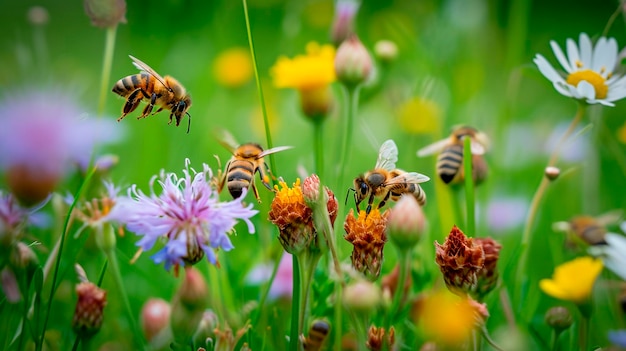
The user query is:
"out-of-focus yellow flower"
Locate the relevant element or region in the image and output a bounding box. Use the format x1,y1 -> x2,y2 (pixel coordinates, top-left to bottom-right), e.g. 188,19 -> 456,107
271,42 -> 336,91
212,47 -> 253,88
397,97 -> 442,135
539,256 -> 603,304
617,121 -> 626,144
414,289 -> 477,346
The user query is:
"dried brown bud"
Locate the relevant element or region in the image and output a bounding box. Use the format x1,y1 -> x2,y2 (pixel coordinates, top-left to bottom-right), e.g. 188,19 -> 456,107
335,35 -> 373,87
473,237 -> 502,300
84,0 -> 127,28
344,209 -> 389,280
7,165 -> 59,206
434,225 -> 485,295
72,282 -> 107,338
545,306 -> 573,332
140,298 -> 171,342
366,325 -> 395,351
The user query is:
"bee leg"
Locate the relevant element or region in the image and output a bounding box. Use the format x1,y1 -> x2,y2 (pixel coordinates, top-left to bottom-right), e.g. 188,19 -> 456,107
258,164 -> 273,191
251,181 -> 262,203
168,112 -> 174,125
365,192 -> 376,216
377,191 -> 393,211
139,92 -> 158,118
152,107 -> 164,115
119,89 -> 144,121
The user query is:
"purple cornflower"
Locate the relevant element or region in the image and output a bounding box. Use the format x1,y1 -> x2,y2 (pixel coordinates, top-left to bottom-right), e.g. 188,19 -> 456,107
111,159 -> 258,271
609,330 -> 626,347
0,190 -> 48,247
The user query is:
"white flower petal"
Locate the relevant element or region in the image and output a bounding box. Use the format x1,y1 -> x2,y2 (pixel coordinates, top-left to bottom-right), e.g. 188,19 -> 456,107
566,38 -> 580,72
606,233 -> 626,252
550,40 -> 572,72
577,80 -> 596,100
603,38 -> 618,75
579,33 -> 593,68
595,99 -> 615,107
554,82 -> 574,97
592,37 -> 608,72
534,54 -> 565,83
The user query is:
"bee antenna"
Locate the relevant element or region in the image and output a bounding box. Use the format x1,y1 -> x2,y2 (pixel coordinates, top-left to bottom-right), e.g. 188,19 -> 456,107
186,112 -> 191,134
345,188 -> 355,206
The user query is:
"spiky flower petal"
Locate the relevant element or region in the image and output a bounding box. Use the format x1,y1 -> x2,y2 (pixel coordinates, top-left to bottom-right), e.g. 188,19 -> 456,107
435,225 -> 485,295
344,209 -> 389,281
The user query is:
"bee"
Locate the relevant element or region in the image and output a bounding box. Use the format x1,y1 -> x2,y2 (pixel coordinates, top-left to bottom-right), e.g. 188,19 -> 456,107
353,139 -> 430,215
112,55 -> 192,133
301,320 -> 330,351
217,131 -> 292,202
417,126 -> 489,185
553,210 -> 623,246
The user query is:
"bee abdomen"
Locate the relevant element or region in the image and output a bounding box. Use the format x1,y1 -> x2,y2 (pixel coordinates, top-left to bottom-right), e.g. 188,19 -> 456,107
436,145 -> 463,184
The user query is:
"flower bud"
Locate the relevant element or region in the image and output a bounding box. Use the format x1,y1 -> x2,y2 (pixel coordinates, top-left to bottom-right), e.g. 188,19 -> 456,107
334,35 -> 373,88
434,225 -> 485,295
1,267 -> 21,303
27,6 -> 49,26
302,174 -> 322,207
72,282 -> 107,339
7,165 -> 58,206
473,237 -> 501,300
343,280 -> 381,315
331,0 -> 359,45
374,40 -> 398,64
545,306 -> 573,332
299,86 -> 333,121
387,195 -> 426,250
140,298 -> 171,342
171,267 -> 208,342
84,0 -> 127,28
366,325 -> 395,351
545,166 -> 560,181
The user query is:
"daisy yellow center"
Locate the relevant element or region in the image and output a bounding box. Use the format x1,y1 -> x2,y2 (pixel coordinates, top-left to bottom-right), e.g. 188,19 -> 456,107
566,69 -> 608,99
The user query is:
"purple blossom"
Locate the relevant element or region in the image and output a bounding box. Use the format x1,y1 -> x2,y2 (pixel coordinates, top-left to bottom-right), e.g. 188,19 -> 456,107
0,190 -> 48,245
111,159 -> 258,270
0,89 -> 120,176
609,330 -> 626,347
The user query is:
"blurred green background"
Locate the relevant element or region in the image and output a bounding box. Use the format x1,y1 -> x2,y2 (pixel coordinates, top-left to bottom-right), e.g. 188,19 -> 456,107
1,0 -> 626,349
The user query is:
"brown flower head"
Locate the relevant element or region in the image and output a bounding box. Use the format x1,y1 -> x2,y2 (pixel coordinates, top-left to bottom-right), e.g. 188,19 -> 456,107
72,282 -> 107,338
268,179 -> 314,254
366,325 -> 395,351
344,208 -> 389,281
434,225 -> 485,295
473,237 -> 502,300
84,0 -> 127,28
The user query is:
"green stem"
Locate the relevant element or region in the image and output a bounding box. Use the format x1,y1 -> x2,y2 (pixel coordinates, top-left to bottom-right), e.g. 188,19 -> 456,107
578,315 -> 589,351
602,1 -> 624,37
242,0 -> 279,184
313,120 -> 324,180
516,104 -> 585,306
388,250 -> 410,325
251,249 -> 282,326
463,136 -> 475,235
290,254 -> 301,351
333,282 -> 343,351
337,85 -> 360,191
297,251 -> 321,348
551,329 -> 562,351
106,249 -> 145,349
37,168 -> 96,351
98,26 -> 117,116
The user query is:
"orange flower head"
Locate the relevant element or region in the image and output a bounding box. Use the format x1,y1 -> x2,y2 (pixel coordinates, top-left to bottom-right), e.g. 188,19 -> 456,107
435,225 -> 485,295
268,179 -> 314,254
344,208 -> 389,281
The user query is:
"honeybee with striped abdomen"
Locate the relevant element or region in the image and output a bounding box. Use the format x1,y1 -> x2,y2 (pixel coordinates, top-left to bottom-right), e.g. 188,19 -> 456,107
112,55 -> 192,133
353,139 -> 430,215
301,320 -> 330,351
553,210 -> 623,246
417,126 -> 489,185
217,131 -> 292,202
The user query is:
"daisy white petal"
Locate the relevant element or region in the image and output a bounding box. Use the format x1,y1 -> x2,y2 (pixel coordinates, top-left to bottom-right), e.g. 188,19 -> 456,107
566,38 -> 580,71
534,55 -> 565,83
577,80 -> 597,100
579,33 -> 593,67
550,41 -> 572,72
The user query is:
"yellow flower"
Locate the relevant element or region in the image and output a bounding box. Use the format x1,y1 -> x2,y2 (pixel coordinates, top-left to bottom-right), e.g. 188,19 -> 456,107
397,97 -> 442,135
539,256 -> 603,304
212,47 -> 253,88
617,121 -> 626,144
271,42 -> 336,91
414,289 -> 477,346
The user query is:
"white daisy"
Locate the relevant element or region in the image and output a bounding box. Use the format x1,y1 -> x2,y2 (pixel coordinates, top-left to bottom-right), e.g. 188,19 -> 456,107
589,232 -> 626,281
534,33 -> 626,106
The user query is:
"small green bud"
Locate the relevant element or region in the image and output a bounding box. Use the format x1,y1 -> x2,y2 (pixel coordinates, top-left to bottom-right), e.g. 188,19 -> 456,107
334,35 -> 373,88
545,306 -> 573,332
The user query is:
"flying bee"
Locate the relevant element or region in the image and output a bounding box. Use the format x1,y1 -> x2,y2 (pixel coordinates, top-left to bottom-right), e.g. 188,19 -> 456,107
217,131 -> 292,203
112,55 -> 192,133
417,126 -> 489,185
553,210 -> 623,246
353,139 -> 430,215
301,320 -> 330,351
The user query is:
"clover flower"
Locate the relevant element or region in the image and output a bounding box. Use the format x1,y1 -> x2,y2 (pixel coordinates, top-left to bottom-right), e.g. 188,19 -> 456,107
435,225 -> 485,295
111,159 -> 258,270
0,89 -> 120,205
344,208 -> 389,281
539,256 -> 603,304
534,33 -> 626,106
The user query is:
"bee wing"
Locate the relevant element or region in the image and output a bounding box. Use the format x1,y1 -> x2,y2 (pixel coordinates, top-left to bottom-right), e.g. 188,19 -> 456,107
129,55 -> 171,90
417,138 -> 449,157
470,139 -> 486,155
375,139 -> 398,171
258,145 -> 294,158
386,172 -> 430,185
213,128 -> 239,154
596,209 -> 624,226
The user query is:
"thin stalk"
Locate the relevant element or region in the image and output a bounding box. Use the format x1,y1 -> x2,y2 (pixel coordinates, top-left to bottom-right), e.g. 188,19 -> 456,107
297,251 -> 322,348
551,329 -> 562,351
463,136 -> 475,235
37,168 -> 96,351
388,250 -> 410,325
602,1 -> 624,37
290,254 -> 301,351
242,0 -> 279,183
516,104 -> 585,302
97,26 -> 117,116
313,120 -> 324,180
106,248 -> 144,349
333,282 -> 342,351
71,336 -> 81,351
337,85 -> 360,191
578,315 -> 589,351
